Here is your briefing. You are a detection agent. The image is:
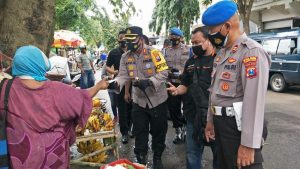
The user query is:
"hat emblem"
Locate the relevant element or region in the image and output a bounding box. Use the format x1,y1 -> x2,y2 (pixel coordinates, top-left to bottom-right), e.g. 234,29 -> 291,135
214,38 -> 222,45
127,29 -> 131,34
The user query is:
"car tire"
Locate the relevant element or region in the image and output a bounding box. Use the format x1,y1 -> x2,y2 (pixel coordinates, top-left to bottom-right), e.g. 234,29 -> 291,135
270,73 -> 287,92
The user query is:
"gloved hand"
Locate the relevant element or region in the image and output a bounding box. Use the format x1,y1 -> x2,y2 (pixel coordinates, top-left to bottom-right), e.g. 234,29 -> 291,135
132,79 -> 153,91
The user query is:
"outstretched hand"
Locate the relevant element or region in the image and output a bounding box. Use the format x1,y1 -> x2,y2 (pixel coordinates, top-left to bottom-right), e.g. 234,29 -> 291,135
166,82 -> 177,96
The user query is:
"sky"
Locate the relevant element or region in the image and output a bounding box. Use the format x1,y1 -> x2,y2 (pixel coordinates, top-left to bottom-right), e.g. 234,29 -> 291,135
96,0 -> 156,34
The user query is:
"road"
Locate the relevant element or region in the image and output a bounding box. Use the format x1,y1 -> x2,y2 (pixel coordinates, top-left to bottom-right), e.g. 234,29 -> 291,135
71,70 -> 300,169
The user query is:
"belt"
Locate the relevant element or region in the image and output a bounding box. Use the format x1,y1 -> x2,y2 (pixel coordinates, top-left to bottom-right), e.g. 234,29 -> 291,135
211,106 -> 235,117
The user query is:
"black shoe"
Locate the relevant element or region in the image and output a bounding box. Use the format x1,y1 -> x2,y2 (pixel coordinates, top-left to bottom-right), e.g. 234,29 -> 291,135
121,134 -> 129,144
153,156 -> 164,169
136,154 -> 147,165
173,128 -> 184,144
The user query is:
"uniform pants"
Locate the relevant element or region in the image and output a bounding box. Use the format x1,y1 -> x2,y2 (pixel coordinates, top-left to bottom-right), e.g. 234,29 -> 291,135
117,88 -> 132,136
132,102 -> 168,156
213,116 -> 264,169
186,120 -> 218,169
167,83 -> 185,128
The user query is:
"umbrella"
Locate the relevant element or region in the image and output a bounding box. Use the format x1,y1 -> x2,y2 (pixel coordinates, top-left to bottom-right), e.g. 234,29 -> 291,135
52,30 -> 86,48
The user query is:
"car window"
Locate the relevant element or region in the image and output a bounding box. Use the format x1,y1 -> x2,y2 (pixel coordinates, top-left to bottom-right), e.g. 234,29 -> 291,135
277,39 -> 292,55
262,39 -> 279,55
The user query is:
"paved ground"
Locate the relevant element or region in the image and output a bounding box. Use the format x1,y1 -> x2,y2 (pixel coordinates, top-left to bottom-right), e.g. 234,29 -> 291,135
71,70 -> 300,169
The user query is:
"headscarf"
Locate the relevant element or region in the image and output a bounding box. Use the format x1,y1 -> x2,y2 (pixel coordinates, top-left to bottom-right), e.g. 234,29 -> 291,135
12,45 -> 51,81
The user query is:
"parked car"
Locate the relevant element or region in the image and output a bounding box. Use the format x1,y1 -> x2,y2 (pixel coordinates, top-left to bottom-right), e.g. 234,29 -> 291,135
249,29 -> 300,92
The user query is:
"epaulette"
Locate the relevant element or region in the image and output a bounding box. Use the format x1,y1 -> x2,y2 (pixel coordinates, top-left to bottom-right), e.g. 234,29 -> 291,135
242,38 -> 261,50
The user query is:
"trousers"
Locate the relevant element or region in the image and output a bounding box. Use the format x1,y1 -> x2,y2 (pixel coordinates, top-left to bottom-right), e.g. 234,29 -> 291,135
167,83 -> 185,128
213,116 -> 264,169
185,120 -> 218,169
80,69 -> 95,89
132,102 -> 168,156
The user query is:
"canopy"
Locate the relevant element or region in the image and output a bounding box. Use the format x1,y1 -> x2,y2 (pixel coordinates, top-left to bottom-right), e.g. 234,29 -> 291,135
52,30 -> 86,48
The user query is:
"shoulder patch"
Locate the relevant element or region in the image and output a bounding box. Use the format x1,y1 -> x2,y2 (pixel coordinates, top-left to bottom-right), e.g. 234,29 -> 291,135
150,49 -> 168,72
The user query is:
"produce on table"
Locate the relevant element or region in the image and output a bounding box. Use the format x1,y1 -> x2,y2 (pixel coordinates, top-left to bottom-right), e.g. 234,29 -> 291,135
104,163 -> 135,169
75,98 -> 115,163
77,139 -> 108,163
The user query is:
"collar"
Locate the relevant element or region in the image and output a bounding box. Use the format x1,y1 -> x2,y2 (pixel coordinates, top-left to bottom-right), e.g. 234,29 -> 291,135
224,33 -> 247,53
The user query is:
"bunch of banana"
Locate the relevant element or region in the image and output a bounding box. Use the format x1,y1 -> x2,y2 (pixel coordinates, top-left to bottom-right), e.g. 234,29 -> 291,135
93,98 -> 102,107
86,115 -> 101,132
99,113 -> 115,131
77,139 -> 108,163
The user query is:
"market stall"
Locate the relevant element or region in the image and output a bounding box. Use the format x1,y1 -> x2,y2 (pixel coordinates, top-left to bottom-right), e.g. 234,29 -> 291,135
71,98 -> 118,167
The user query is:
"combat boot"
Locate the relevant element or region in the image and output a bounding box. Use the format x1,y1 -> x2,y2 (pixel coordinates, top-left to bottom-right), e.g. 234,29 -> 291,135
136,153 -> 147,165
152,154 -> 164,169
173,127 -> 183,144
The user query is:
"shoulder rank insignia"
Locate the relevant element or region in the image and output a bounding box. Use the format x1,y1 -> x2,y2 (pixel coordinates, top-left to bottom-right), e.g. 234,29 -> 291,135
231,44 -> 238,53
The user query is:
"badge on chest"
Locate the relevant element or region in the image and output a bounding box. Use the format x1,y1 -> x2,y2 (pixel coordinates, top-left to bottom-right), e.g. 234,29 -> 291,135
126,56 -> 137,78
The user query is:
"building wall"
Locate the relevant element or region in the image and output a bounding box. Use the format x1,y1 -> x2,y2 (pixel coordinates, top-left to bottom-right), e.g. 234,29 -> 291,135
250,0 -> 300,32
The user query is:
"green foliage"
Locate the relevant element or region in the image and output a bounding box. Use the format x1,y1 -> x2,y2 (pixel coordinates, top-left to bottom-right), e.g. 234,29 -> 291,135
149,0 -> 201,41
55,0 -> 135,50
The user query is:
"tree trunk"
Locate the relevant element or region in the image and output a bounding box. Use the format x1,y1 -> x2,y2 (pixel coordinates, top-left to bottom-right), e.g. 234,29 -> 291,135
237,0 -> 255,35
0,0 -> 55,58
242,15 -> 250,35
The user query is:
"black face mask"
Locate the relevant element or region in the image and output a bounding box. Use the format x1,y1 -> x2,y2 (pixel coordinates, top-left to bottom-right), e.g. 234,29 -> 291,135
208,25 -> 229,48
119,41 -> 127,48
170,38 -> 180,46
127,41 -> 139,52
208,31 -> 228,48
192,45 -> 206,57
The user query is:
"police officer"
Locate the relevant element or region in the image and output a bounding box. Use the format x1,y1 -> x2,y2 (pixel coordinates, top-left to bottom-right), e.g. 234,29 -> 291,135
165,27 -> 189,144
106,30 -> 132,144
167,27 -> 217,169
203,1 -> 271,169
115,26 -> 168,169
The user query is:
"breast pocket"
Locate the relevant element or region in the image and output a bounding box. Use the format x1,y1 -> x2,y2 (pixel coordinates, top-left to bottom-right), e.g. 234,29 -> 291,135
216,71 -> 237,97
143,62 -> 155,78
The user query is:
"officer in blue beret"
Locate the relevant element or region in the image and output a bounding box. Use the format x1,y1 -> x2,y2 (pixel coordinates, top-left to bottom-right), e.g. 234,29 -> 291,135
165,27 -> 189,145
202,1 -> 270,169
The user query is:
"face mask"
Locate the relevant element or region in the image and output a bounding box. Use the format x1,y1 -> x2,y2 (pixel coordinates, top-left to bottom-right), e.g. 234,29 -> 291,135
192,45 -> 206,57
208,25 -> 229,48
127,41 -> 139,52
170,38 -> 180,46
119,41 -> 127,48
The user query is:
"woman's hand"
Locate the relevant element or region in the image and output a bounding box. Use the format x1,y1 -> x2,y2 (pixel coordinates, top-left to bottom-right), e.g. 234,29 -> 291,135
96,78 -> 109,90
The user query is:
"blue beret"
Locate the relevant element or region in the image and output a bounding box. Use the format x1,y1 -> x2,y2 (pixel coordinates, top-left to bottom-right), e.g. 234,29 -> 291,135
202,0 -> 238,26
169,27 -> 183,37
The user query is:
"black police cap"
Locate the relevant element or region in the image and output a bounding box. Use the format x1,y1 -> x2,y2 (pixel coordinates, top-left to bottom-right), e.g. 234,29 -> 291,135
125,26 -> 143,36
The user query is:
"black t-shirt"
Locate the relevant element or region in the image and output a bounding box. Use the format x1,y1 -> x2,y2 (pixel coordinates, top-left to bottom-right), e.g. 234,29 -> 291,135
106,47 -> 125,71
181,54 -> 215,87
181,54 -> 215,122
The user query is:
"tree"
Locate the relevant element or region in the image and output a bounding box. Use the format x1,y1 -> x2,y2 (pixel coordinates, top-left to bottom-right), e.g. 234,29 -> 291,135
236,0 -> 255,34
0,0 -> 55,57
55,0 -> 135,50
149,0 -> 200,41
